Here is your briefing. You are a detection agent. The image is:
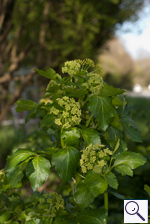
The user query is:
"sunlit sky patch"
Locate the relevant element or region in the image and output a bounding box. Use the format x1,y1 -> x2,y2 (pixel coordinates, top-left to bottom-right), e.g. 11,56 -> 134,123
116,5 -> 150,60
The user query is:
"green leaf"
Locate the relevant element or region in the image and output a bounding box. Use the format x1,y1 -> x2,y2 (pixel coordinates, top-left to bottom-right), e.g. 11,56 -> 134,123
75,172 -> 108,208
15,99 -> 38,112
112,96 -> 123,107
25,219 -> 42,224
88,95 -> 116,130
6,162 -> 27,187
144,184 -> 150,197
62,127 -> 80,148
81,128 -> 101,146
26,156 -> 51,191
120,116 -> 142,142
100,83 -> 125,97
52,147 -> 80,182
77,208 -> 107,224
113,152 -> 146,176
35,68 -> 61,80
40,114 -> 55,127
115,165 -> 133,176
64,86 -> 88,100
106,172 -> 118,189
0,211 -> 12,222
5,149 -> 37,170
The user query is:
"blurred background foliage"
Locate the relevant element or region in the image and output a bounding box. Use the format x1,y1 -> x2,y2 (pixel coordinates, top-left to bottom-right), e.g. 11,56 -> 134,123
0,0 -> 150,222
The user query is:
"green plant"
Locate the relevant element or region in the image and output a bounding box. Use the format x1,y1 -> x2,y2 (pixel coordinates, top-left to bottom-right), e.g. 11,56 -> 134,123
0,59 -> 146,223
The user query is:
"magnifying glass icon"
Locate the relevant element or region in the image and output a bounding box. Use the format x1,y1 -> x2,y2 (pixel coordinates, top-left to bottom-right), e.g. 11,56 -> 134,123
125,201 -> 145,221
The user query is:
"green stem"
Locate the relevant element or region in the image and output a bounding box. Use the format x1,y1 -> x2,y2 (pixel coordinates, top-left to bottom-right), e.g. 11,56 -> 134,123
61,127 -> 65,148
49,217 -> 53,224
86,114 -> 93,127
104,191 -> 108,224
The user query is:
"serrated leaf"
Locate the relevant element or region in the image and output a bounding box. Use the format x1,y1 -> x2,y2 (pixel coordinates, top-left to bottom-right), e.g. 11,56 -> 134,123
120,116 -> 142,142
144,185 -> 150,197
52,147 -> 80,182
113,152 -> 146,176
6,162 -> 27,188
5,149 -> 37,171
112,96 -> 123,107
81,128 -> 101,146
106,172 -> 118,189
35,68 -> 61,80
15,100 -> 38,112
114,165 -> 133,176
88,95 -> 116,131
64,86 -> 88,100
75,172 -> 108,208
26,156 -> 51,191
77,208 -> 107,224
62,127 -> 80,148
101,83 -> 125,97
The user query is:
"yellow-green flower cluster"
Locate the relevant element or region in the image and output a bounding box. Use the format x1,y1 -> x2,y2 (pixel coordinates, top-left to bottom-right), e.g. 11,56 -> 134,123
44,192 -> 65,217
82,73 -> 104,95
62,60 -> 81,76
75,59 -> 95,70
50,96 -> 81,129
80,144 -> 112,174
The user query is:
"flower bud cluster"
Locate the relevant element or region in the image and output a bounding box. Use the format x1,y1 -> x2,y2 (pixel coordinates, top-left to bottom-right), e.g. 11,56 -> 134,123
50,96 -> 81,129
80,144 -> 112,174
44,192 -> 65,217
62,60 -> 81,76
82,73 -> 104,95
75,58 -> 95,70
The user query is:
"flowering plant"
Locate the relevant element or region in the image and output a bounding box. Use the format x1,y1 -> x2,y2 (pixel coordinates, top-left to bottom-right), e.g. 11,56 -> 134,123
0,59 -> 146,223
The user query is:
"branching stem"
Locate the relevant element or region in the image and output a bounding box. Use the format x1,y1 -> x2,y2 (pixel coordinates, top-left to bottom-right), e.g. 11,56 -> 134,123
86,114 -> 93,127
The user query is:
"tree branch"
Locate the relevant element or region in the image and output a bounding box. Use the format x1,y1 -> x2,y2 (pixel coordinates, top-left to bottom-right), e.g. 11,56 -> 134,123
0,44 -> 31,83
0,70 -> 35,123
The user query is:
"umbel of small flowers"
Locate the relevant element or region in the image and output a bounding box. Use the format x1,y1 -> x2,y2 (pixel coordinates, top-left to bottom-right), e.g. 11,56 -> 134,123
80,144 -> 112,174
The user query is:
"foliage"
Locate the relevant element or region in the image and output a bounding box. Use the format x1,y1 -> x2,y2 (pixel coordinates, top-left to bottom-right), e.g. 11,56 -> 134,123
0,0 -> 145,122
0,126 -> 26,169
0,59 -> 146,223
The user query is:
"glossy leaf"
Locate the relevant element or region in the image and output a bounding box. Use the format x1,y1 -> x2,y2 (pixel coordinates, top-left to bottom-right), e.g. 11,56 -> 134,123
52,147 -> 80,182
113,152 -> 146,169
81,128 -> 101,146
61,127 -> 80,148
77,208 -> 107,224
88,95 -> 116,130
75,172 -> 108,208
6,162 -> 27,188
113,152 -> 146,176
26,156 -> 51,191
5,149 -> 37,171
106,172 -> 118,189
15,100 -> 38,112
114,164 -> 133,176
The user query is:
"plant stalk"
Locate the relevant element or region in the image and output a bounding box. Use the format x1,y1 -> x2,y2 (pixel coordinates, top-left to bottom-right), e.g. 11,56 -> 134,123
86,114 -> 93,127
61,127 -> 65,148
104,190 -> 108,224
